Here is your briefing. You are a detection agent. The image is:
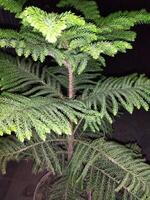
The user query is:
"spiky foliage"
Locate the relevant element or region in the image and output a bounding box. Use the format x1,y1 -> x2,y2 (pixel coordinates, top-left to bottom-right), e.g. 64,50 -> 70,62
0,0 -> 150,200
0,0 -> 27,14
45,177 -> 85,200
0,3 -> 150,71
57,0 -> 100,23
0,91 -> 102,141
82,74 -> 150,123
69,138 -> 150,200
0,134 -> 63,174
0,52 -> 63,97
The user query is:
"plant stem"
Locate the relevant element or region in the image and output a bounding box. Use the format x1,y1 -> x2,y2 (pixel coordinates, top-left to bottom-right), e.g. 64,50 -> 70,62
67,133 -> 74,160
63,60 -> 74,160
87,190 -> 92,200
33,171 -> 52,200
63,61 -> 74,99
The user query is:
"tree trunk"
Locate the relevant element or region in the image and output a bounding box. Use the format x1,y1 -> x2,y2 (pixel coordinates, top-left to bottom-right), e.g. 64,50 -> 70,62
63,61 -> 74,160
87,190 -> 92,200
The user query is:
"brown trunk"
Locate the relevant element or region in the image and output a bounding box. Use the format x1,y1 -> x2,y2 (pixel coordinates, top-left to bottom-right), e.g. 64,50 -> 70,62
87,190 -> 92,200
63,61 -> 74,160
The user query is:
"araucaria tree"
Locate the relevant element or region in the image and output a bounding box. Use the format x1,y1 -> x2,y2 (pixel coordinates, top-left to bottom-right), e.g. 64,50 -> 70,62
0,0 -> 150,199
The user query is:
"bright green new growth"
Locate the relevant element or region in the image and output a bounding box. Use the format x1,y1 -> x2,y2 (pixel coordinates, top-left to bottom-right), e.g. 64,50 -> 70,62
1,3 -> 150,72
0,0 -> 150,199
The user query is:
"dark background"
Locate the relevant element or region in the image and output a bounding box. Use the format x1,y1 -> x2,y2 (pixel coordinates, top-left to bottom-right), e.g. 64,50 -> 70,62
0,0 -> 150,199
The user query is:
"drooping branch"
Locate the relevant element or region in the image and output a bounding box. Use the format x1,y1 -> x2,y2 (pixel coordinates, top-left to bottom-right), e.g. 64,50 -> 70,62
63,60 -> 74,160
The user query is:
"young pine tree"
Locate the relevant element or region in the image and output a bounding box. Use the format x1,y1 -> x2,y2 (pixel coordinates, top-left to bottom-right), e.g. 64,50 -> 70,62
0,0 -> 150,199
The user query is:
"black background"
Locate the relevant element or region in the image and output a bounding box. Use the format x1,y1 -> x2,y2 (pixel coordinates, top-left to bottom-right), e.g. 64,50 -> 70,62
0,1 -> 150,199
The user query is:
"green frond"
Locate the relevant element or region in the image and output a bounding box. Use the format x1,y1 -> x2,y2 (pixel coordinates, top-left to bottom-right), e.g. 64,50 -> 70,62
80,41 -> 132,59
74,59 -> 103,90
0,28 -> 92,71
0,29 -> 20,47
60,25 -> 98,47
46,65 -> 68,89
0,0 -> 27,14
46,177 -> 84,200
57,0 -> 100,23
82,118 -> 113,138
0,53 -> 63,98
101,30 -> 137,42
19,27 -> 66,64
69,138 -> 150,200
126,143 -> 141,154
0,28 -> 65,64
99,9 -> 150,32
0,134 -> 63,175
0,92 -> 101,141
82,74 -> 150,123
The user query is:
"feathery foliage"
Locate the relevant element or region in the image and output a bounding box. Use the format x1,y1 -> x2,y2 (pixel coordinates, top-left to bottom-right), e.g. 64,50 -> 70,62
69,138 -> 150,200
19,7 -> 85,43
0,134 -> 63,174
0,0 -> 150,200
82,74 -> 150,123
57,0 -> 100,23
46,177 -> 85,200
0,0 -> 27,14
0,92 -> 101,141
99,9 -> 150,32
0,52 -> 62,97
0,4 -> 150,72
0,28 -> 65,64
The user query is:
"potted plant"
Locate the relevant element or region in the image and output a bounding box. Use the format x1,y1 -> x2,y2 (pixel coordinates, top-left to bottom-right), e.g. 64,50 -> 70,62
0,0 -> 150,199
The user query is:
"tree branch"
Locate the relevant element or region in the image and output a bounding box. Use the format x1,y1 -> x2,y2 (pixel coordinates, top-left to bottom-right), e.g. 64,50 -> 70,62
33,171 -> 52,200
